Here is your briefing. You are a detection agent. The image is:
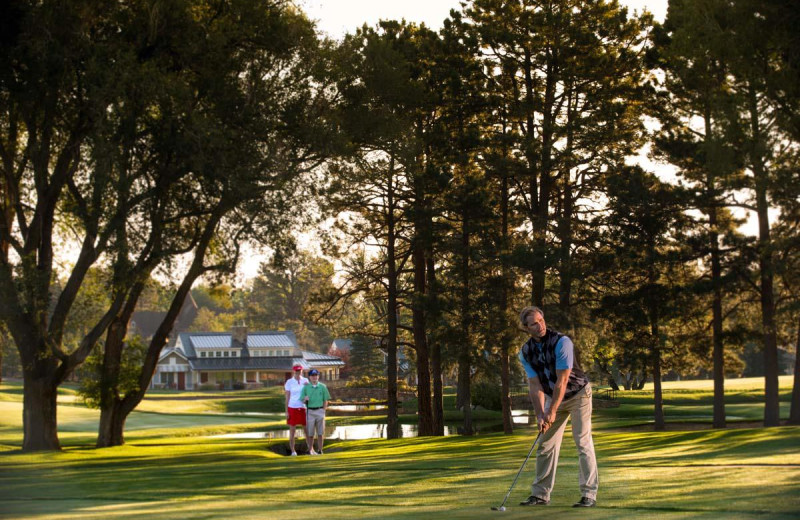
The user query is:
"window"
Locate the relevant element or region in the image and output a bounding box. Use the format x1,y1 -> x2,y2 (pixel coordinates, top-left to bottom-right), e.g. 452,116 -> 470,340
232,351 -> 237,357
223,351 -> 229,357
216,351 -> 221,357
200,352 -> 206,358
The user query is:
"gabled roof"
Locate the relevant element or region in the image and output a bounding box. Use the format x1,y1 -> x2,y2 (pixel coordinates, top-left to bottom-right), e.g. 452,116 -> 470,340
159,347 -> 189,363
177,330 -> 299,358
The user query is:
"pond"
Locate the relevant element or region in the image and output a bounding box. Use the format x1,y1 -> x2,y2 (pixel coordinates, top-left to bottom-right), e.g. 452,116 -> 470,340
210,410 -> 536,440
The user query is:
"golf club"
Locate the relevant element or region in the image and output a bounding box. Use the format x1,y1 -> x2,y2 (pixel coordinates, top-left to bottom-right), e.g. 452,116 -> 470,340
490,430 -> 544,512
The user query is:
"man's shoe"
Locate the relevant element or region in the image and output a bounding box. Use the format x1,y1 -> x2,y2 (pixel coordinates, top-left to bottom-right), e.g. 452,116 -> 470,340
573,497 -> 596,508
309,449 -> 318,455
290,451 -> 297,456
519,496 -> 549,506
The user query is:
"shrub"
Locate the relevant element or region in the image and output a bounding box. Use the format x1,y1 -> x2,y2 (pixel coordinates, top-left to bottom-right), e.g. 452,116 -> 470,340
472,381 -> 502,411
345,376 -> 413,392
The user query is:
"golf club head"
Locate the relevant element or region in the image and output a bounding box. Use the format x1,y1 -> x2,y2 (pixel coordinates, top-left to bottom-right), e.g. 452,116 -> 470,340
490,506 -> 506,511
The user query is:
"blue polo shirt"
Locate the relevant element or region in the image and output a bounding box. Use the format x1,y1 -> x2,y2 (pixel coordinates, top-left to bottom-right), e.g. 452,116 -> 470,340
518,336 -> 575,379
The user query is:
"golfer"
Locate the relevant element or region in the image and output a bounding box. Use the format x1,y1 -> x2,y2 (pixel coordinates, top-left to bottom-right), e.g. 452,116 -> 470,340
518,306 -> 598,508
299,369 -> 331,455
284,364 -> 309,456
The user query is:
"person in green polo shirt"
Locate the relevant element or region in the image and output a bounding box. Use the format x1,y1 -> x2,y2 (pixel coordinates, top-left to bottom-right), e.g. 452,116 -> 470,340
299,369 -> 331,455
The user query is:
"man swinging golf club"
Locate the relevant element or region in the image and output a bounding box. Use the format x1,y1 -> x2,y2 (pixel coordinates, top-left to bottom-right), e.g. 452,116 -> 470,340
517,306 -> 598,508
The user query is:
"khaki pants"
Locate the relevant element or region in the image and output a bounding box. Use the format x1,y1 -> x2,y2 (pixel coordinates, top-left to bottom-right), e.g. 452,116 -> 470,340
531,384 -> 598,501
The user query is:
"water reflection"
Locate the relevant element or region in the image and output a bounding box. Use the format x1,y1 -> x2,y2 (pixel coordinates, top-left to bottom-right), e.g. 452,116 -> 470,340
210,424 -> 447,440
327,404 -> 387,412
210,419 -> 534,440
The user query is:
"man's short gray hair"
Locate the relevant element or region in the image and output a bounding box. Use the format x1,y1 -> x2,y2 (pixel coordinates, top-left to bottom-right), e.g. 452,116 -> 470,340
519,306 -> 544,327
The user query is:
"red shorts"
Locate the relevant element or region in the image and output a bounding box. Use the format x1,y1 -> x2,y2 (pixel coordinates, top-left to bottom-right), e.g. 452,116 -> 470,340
287,407 -> 306,426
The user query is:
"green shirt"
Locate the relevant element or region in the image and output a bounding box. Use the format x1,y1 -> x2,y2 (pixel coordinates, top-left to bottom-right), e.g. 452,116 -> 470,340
299,382 -> 331,408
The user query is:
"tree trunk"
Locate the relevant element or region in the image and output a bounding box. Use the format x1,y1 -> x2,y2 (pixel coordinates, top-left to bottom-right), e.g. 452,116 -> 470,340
749,84 -> 780,427
500,175 -> 513,434
412,244 -> 434,436
458,208 -> 472,435
557,87 -> 576,329
457,356 -> 472,435
22,370 -> 61,451
427,256 -> 445,436
788,314 -> 800,425
386,156 -> 400,440
710,223 -> 726,429
96,318 -> 126,447
704,98 -> 726,429
97,400 -> 127,447
500,350 -> 513,434
648,240 -> 665,430
652,346 -> 665,431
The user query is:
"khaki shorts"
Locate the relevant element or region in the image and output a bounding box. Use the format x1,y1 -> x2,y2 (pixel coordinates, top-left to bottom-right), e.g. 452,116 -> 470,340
306,408 -> 325,437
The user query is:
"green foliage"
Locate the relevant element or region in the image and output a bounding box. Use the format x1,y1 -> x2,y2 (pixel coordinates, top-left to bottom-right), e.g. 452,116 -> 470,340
78,336 -> 148,409
345,376 -> 413,393
192,284 -> 235,312
244,247 -> 338,351
0,324 -> 20,379
347,335 -> 385,379
189,307 -> 241,333
471,380 -> 502,411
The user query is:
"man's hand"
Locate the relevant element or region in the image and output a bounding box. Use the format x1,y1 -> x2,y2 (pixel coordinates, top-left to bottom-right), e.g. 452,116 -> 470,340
537,413 -> 549,434
538,407 -> 558,433
544,407 -> 557,425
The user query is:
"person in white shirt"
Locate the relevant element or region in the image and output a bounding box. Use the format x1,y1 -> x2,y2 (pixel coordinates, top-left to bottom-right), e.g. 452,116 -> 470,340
284,364 -> 309,456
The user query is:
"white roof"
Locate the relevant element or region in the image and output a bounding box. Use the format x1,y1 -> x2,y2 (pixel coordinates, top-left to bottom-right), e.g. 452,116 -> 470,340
192,336 -> 232,349
190,334 -> 296,349
248,334 -> 296,348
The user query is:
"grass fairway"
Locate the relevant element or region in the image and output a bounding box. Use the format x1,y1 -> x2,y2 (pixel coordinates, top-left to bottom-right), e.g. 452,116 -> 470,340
0,378 -> 798,519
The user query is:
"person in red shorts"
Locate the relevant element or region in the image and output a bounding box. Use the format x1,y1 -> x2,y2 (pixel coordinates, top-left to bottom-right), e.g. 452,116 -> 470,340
284,364 -> 309,456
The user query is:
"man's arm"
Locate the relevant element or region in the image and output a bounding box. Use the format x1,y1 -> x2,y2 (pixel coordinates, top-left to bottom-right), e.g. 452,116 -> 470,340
528,376 -> 547,432
543,368 -> 572,427
323,386 -> 331,410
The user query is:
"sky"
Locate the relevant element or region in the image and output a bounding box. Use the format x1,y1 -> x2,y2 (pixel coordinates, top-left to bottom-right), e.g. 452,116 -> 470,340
298,0 -> 668,38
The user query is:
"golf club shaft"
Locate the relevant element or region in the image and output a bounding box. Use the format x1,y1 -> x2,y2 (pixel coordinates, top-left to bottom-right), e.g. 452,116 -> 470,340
495,430 -> 543,510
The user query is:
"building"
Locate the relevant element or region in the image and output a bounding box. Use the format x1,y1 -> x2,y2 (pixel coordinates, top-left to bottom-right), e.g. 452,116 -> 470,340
153,325 -> 345,390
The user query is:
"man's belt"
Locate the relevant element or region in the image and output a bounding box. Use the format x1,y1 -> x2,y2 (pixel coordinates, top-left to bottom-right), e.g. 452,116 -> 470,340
307,407 -> 323,410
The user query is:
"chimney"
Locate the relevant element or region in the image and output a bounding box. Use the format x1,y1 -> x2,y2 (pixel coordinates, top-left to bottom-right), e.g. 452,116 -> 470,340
231,323 -> 248,346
